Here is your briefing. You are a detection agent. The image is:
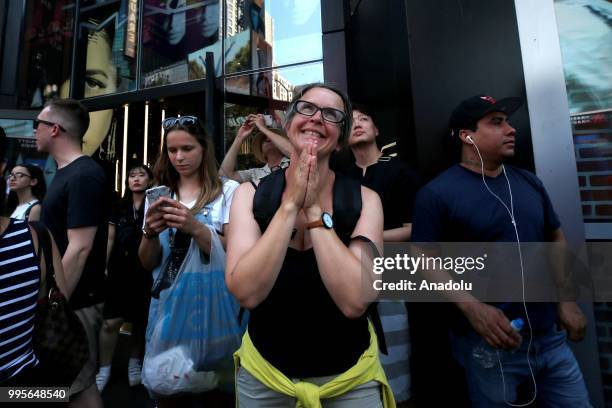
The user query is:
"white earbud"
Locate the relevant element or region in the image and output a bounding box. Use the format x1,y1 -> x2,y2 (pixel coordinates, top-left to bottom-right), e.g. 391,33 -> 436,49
466,135 -> 474,145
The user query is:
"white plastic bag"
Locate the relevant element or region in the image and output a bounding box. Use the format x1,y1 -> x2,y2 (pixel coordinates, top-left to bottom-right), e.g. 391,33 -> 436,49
142,346 -> 218,395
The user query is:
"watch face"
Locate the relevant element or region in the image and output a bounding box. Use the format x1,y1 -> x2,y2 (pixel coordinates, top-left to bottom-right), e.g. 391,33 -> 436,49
322,212 -> 334,229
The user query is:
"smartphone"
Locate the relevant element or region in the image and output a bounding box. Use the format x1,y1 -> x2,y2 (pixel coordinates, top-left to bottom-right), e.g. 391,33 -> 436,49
263,114 -> 274,127
146,186 -> 171,205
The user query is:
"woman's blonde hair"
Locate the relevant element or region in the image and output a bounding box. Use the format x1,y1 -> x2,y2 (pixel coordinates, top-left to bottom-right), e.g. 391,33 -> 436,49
153,118 -> 222,213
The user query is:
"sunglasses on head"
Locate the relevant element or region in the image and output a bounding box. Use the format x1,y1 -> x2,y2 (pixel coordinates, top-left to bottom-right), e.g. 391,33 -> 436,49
162,115 -> 201,130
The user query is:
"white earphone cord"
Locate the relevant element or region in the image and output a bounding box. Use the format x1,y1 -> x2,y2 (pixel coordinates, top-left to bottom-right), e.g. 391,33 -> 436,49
471,140 -> 537,406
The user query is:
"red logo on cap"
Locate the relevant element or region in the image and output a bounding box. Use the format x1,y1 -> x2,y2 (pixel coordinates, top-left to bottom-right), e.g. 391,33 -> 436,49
480,96 -> 496,104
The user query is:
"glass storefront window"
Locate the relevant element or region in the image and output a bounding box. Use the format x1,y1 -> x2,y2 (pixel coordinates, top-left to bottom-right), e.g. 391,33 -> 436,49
224,0 -> 322,75
554,0 -> 612,238
141,0 -> 221,87
77,0 -> 139,97
17,0 -> 75,109
225,60 -> 322,99
223,61 -> 323,167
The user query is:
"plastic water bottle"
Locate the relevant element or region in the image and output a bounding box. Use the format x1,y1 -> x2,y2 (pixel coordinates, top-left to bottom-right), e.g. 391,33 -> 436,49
472,318 -> 524,369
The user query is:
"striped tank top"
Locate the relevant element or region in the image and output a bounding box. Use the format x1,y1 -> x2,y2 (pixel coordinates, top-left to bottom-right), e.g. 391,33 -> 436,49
0,219 -> 40,382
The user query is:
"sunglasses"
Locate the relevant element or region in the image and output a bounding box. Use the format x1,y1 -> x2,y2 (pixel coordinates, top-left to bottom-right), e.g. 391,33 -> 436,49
162,116 -> 201,130
8,172 -> 32,180
33,119 -> 66,132
293,100 -> 346,123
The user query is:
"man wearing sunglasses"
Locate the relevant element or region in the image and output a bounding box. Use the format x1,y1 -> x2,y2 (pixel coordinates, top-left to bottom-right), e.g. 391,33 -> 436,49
36,99 -> 108,408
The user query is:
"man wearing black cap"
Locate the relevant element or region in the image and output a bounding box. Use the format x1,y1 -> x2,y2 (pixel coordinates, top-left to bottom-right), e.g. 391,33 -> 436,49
411,95 -> 590,406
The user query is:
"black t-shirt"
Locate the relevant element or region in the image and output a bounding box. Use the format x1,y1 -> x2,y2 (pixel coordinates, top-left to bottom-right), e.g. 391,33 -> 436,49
344,157 -> 420,230
41,156 -> 109,310
412,164 -> 561,331
412,164 -> 560,242
108,198 -> 145,274
109,197 -> 143,253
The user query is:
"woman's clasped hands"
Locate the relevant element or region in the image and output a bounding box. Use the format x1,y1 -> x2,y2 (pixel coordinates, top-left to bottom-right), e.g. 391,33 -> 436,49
284,138 -> 322,216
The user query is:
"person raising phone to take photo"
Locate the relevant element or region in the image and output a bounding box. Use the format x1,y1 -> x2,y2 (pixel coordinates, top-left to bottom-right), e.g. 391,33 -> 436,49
220,114 -> 291,183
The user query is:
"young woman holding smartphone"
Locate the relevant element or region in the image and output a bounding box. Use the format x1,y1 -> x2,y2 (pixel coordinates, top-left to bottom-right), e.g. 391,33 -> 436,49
139,115 -> 238,407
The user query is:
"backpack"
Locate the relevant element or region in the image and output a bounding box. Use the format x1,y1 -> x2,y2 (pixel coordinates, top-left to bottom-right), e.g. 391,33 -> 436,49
248,168 -> 388,354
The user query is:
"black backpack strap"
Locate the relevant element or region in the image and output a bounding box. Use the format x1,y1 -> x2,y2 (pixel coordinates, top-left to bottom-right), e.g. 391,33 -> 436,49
367,302 -> 388,355
29,221 -> 57,292
252,168 -> 286,233
332,173 -> 362,245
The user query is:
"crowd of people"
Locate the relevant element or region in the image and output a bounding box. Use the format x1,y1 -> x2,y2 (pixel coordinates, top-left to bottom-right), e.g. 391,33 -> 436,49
0,84 -> 591,407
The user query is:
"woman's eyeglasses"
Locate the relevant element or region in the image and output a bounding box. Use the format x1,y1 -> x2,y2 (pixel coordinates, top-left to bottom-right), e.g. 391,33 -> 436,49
33,119 -> 66,132
162,116 -> 200,130
293,100 -> 346,123
8,172 -> 32,180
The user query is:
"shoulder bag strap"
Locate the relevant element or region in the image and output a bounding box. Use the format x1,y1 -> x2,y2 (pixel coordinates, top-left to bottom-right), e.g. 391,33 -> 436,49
24,201 -> 40,219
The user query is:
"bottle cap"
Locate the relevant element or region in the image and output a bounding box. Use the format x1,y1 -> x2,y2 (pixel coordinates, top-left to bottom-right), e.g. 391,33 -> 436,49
510,318 -> 524,331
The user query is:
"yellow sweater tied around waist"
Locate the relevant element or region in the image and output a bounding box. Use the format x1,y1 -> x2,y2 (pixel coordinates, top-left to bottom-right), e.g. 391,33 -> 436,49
234,322 -> 396,408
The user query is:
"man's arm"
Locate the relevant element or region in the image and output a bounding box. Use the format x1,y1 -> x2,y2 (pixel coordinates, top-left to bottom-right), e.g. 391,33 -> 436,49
105,223 -> 116,275
62,226 -> 97,297
383,223 -> 412,242
50,232 -> 69,298
411,186 -> 520,349
550,228 -> 587,341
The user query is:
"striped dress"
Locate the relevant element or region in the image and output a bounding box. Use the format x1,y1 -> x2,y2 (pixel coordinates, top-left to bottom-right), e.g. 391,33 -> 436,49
0,219 -> 40,382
